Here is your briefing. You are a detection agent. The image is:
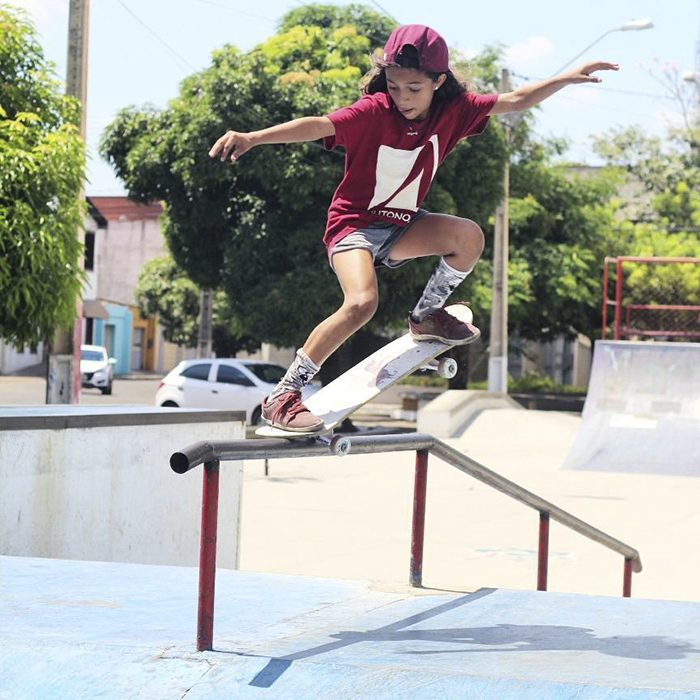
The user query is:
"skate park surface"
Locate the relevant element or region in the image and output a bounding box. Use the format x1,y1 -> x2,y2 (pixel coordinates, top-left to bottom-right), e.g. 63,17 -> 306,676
3,340 -> 700,697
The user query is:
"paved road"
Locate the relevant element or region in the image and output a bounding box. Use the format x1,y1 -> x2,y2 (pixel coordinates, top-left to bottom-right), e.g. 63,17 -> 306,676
0,374 -> 162,407
0,371 -> 441,411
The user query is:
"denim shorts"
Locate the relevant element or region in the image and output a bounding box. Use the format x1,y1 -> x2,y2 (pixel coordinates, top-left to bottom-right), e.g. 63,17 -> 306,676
329,209 -> 429,272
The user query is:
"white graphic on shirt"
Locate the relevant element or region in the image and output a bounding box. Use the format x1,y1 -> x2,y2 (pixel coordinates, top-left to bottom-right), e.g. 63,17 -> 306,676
368,135 -> 439,212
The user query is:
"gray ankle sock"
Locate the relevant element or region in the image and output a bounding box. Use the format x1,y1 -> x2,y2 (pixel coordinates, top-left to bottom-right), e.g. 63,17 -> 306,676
269,349 -> 320,399
411,257 -> 470,322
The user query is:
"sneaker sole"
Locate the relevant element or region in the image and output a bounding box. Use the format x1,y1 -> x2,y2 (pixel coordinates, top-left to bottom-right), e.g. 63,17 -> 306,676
410,329 -> 481,345
261,416 -> 326,434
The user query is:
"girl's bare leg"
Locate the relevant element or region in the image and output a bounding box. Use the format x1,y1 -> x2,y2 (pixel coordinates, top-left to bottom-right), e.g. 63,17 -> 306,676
302,248 -> 379,365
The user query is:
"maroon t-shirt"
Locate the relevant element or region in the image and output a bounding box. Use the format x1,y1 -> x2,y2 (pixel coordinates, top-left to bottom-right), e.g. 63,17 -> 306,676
322,90 -> 498,250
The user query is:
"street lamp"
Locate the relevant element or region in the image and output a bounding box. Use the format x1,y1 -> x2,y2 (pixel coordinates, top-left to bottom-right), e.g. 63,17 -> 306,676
486,19 -> 654,395
555,19 -> 654,74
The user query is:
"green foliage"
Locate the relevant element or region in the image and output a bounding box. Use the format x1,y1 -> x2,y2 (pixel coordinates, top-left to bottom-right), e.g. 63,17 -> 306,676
593,121 -> 700,309
135,255 -> 261,355
0,5 -> 86,347
135,256 -> 200,347
614,226 -> 700,306
493,148 -> 624,341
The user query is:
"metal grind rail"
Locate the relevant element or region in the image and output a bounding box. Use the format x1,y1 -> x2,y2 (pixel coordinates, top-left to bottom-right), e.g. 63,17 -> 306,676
170,433 -> 643,652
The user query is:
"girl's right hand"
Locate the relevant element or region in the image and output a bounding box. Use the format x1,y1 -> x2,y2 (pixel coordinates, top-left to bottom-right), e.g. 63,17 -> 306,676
208,130 -> 254,163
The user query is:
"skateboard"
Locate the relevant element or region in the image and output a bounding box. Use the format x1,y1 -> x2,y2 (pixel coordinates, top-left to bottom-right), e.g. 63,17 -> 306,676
255,303 -> 475,455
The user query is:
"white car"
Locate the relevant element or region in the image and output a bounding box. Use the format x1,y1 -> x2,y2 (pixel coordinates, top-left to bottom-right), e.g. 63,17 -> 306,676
80,344 -> 116,395
155,358 -> 320,425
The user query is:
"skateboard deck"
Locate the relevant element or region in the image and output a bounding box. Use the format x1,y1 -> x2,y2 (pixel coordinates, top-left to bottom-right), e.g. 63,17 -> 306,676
256,303 -> 474,448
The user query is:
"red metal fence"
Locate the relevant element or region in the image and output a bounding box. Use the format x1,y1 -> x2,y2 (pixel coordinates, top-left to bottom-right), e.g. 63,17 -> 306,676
602,256 -> 700,340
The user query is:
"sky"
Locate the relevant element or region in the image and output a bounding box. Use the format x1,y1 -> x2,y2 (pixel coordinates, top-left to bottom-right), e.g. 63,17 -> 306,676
8,0 -> 700,195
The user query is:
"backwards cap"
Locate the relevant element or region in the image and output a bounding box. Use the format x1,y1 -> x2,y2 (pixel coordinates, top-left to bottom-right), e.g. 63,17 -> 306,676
382,24 -> 449,73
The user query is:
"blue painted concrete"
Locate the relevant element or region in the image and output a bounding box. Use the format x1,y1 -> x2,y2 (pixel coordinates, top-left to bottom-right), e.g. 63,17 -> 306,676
93,303 -> 132,375
2,556 -> 700,699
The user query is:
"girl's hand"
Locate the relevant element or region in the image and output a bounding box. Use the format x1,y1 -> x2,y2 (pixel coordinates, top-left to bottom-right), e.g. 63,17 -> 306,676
564,61 -> 619,84
208,130 -> 254,163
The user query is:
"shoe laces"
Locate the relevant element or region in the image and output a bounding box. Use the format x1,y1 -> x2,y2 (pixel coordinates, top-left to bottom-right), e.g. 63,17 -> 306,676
276,391 -> 308,419
431,307 -> 465,330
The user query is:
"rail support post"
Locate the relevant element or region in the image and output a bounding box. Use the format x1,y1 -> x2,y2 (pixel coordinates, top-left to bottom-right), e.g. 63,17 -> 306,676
197,458 -> 220,651
410,449 -> 429,587
623,557 -> 633,598
537,511 -> 550,591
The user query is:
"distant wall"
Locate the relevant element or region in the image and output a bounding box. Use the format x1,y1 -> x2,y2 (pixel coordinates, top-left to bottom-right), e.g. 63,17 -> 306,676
0,407 -> 244,568
0,342 -> 44,375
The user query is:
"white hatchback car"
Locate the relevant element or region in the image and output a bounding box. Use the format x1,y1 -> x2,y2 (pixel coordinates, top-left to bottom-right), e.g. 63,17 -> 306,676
80,344 -> 116,395
155,358 -> 320,425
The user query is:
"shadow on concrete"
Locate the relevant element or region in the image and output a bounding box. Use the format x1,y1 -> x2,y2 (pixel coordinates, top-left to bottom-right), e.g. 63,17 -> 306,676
245,587 -> 699,689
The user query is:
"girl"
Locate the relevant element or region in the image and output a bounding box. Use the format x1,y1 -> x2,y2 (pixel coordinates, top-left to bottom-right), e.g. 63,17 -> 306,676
209,24 -> 618,432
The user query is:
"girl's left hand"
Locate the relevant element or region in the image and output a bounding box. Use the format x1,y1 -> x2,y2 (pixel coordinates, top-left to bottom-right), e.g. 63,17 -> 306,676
565,61 -> 619,83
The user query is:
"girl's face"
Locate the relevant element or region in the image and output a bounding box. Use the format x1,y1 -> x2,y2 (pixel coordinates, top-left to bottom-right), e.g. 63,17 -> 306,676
385,66 -> 446,121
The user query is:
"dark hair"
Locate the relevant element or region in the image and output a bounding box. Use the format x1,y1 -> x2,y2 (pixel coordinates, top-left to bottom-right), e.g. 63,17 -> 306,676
360,44 -> 469,102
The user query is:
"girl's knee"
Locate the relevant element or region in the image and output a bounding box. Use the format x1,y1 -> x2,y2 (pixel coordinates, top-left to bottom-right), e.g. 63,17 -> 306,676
458,219 -> 484,254
343,293 -> 378,324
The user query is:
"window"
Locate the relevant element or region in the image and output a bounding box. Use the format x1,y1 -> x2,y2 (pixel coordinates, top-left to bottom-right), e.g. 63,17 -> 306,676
84,231 -> 95,271
180,363 -> 212,381
245,363 -> 286,384
81,349 -> 106,362
217,364 -> 254,387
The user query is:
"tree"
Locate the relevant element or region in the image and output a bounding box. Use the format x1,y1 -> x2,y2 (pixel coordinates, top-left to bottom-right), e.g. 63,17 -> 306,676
100,5 -> 506,360
135,255 -> 260,356
0,5 -> 85,348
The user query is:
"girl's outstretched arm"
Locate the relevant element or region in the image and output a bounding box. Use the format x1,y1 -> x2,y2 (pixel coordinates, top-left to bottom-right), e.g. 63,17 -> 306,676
488,61 -> 619,115
209,116 -> 336,163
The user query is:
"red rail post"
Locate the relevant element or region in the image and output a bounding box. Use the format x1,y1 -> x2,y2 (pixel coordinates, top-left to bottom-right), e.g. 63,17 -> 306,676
537,511 -> 550,591
410,449 -> 429,587
623,557 -> 633,598
614,257 -> 624,340
197,458 -> 220,651
602,258 -> 610,339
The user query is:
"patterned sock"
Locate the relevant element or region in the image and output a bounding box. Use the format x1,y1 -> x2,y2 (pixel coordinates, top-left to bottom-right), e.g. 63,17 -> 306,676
269,348 -> 320,400
411,257 -> 471,322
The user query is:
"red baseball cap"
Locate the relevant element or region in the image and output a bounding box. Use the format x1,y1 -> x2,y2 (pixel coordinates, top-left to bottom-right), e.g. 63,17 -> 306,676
382,24 -> 449,73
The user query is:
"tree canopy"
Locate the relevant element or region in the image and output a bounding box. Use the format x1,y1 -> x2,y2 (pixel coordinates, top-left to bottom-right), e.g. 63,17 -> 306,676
592,123 -> 700,310
0,4 -> 85,348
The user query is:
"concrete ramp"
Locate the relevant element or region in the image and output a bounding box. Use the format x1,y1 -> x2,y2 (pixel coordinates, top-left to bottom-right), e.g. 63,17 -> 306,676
564,340 -> 700,475
2,556 -> 700,699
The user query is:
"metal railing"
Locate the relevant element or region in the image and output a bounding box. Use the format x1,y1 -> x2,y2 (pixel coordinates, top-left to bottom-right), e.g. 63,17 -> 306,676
170,433 -> 643,652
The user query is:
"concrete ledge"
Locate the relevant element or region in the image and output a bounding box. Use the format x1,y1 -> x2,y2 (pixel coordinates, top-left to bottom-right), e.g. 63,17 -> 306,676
0,407 -> 244,567
417,390 -> 523,437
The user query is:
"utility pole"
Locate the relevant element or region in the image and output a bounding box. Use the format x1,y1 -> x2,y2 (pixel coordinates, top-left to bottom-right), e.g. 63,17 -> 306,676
487,68 -> 511,394
47,0 -> 89,404
197,289 -> 214,358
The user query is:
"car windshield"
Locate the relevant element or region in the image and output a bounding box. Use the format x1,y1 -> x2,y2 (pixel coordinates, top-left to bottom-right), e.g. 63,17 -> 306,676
245,363 -> 286,384
81,350 -> 104,362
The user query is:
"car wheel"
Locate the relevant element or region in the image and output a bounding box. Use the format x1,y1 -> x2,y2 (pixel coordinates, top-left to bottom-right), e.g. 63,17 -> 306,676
101,382 -> 113,395
161,401 -> 179,408
251,406 -> 262,425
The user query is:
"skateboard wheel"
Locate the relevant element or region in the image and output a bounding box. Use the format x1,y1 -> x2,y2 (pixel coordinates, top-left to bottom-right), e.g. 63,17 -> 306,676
330,435 -> 352,456
437,358 -> 458,379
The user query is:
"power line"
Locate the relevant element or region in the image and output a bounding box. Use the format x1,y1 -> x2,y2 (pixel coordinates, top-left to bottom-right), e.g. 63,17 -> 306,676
510,72 -> 673,101
190,0 -> 276,23
367,0 -> 399,24
116,0 -> 197,73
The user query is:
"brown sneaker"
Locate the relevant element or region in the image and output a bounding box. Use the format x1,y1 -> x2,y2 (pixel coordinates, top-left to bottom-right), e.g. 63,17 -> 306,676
408,307 -> 480,345
261,390 -> 324,433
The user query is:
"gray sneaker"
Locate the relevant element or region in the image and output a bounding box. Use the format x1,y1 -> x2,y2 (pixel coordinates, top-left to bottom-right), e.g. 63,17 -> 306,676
408,307 -> 480,345
261,391 -> 324,433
